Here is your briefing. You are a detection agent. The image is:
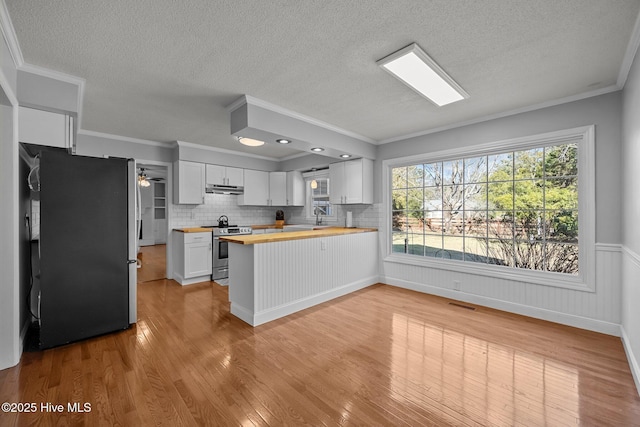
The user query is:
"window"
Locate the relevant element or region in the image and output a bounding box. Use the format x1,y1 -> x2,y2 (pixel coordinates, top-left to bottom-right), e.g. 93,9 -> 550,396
384,126 -> 595,290
304,172 -> 336,221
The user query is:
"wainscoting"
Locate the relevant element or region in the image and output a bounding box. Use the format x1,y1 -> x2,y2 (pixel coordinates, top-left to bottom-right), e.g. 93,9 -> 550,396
381,243 -> 622,336
229,232 -> 379,326
622,245 -> 640,394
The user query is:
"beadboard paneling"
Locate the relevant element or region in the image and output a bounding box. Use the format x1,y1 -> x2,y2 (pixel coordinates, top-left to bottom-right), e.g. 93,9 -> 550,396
229,232 -> 379,326
622,246 -> 640,394
253,232 -> 378,312
381,244 -> 621,335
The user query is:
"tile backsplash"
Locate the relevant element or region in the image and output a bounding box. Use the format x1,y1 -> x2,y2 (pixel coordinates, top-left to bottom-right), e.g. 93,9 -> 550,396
171,193 -> 276,228
170,193 -> 382,229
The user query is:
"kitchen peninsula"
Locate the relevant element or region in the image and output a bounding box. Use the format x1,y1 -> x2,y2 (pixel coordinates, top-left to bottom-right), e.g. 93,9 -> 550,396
221,227 -> 378,326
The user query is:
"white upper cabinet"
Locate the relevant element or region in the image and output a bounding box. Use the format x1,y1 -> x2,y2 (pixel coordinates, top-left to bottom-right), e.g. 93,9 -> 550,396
238,170 -> 289,206
174,160 -> 205,205
225,167 -> 244,186
206,164 -> 243,187
286,171 -> 305,206
269,172 -> 287,206
238,169 -> 269,206
19,106 -> 74,151
329,158 -> 373,204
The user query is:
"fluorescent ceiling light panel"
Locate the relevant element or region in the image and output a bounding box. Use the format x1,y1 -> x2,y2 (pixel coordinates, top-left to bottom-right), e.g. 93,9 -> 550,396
377,43 -> 468,106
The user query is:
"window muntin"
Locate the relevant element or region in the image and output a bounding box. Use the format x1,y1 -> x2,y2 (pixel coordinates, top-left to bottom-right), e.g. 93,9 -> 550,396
391,142 -> 580,276
306,174 -> 336,221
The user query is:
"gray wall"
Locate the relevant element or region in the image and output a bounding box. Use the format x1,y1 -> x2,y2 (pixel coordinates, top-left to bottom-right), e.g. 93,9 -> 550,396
0,45 -> 19,368
376,91 -> 623,244
622,41 -> 640,392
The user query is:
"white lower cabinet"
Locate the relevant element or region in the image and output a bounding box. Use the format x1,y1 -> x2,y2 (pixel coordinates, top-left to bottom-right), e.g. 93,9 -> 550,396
173,231 -> 212,285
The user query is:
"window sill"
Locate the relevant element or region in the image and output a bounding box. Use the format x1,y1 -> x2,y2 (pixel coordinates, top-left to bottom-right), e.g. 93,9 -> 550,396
383,253 -> 594,293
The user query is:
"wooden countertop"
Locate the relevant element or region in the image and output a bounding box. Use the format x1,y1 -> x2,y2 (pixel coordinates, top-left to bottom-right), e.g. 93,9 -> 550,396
221,227 -> 377,245
251,224 -> 282,230
174,227 -> 213,233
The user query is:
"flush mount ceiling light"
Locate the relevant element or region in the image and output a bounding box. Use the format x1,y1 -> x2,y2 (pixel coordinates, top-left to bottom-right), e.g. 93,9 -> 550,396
310,147 -> 324,152
276,139 -> 291,144
340,154 -> 352,158
237,136 -> 265,147
377,43 -> 469,107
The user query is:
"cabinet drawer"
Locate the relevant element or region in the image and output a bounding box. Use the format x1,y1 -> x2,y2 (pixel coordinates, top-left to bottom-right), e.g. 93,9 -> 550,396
184,232 -> 212,244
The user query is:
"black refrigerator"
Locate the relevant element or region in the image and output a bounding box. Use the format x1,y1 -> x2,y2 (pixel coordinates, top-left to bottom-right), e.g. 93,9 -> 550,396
39,149 -> 136,348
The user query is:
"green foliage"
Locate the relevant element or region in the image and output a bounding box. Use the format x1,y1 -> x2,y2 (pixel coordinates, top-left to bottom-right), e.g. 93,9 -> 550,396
391,143 -> 579,274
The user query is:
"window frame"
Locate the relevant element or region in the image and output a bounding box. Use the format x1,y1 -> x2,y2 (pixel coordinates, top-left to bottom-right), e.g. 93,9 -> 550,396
382,126 -> 596,292
303,170 -> 337,222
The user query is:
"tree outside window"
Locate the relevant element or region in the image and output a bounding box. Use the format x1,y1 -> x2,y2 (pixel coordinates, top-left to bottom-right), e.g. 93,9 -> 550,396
391,142 -> 579,275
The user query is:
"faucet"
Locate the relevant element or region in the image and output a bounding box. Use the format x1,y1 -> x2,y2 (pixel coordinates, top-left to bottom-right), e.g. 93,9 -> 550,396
315,208 -> 323,226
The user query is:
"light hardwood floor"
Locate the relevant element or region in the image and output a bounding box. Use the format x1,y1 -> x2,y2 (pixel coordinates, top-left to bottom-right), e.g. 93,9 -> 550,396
137,244 -> 166,283
1,281 -> 639,426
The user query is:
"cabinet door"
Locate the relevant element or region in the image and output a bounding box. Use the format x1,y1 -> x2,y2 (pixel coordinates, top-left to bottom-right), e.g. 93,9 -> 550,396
269,172 -> 287,206
226,167 -> 244,187
185,242 -> 212,278
205,164 -> 226,186
19,107 -> 69,149
344,159 -> 363,204
286,171 -> 305,206
239,169 -> 269,205
175,161 -> 205,204
329,162 -> 345,204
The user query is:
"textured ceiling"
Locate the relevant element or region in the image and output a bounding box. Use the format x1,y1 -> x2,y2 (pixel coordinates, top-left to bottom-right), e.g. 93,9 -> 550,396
5,0 -> 640,159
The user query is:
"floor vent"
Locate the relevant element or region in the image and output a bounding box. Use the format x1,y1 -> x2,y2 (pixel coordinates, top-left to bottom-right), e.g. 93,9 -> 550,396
448,302 -> 476,311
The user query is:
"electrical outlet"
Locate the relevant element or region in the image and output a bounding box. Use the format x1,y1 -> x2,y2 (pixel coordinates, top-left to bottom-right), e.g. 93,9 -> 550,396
453,280 -> 461,291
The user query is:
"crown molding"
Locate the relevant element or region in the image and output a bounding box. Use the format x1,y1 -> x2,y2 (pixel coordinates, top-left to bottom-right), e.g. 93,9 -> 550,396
618,9 -> 640,88
0,0 -> 23,67
379,84 -> 620,144
227,94 -> 377,145
78,129 -> 171,148
175,140 -> 282,162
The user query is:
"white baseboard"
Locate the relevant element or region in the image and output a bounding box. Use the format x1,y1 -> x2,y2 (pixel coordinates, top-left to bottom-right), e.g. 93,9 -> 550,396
381,275 -> 621,336
230,303 -> 254,326
173,274 -> 211,286
622,327 -> 640,396
234,276 -> 378,327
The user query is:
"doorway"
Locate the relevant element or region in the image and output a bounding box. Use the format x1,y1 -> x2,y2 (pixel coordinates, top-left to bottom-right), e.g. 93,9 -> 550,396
137,163 -> 168,283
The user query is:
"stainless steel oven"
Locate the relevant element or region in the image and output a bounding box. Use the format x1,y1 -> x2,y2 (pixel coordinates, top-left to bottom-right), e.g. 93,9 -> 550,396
206,225 -> 252,281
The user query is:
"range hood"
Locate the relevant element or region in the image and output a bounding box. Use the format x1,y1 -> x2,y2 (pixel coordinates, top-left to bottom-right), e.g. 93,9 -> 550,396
205,184 -> 244,195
